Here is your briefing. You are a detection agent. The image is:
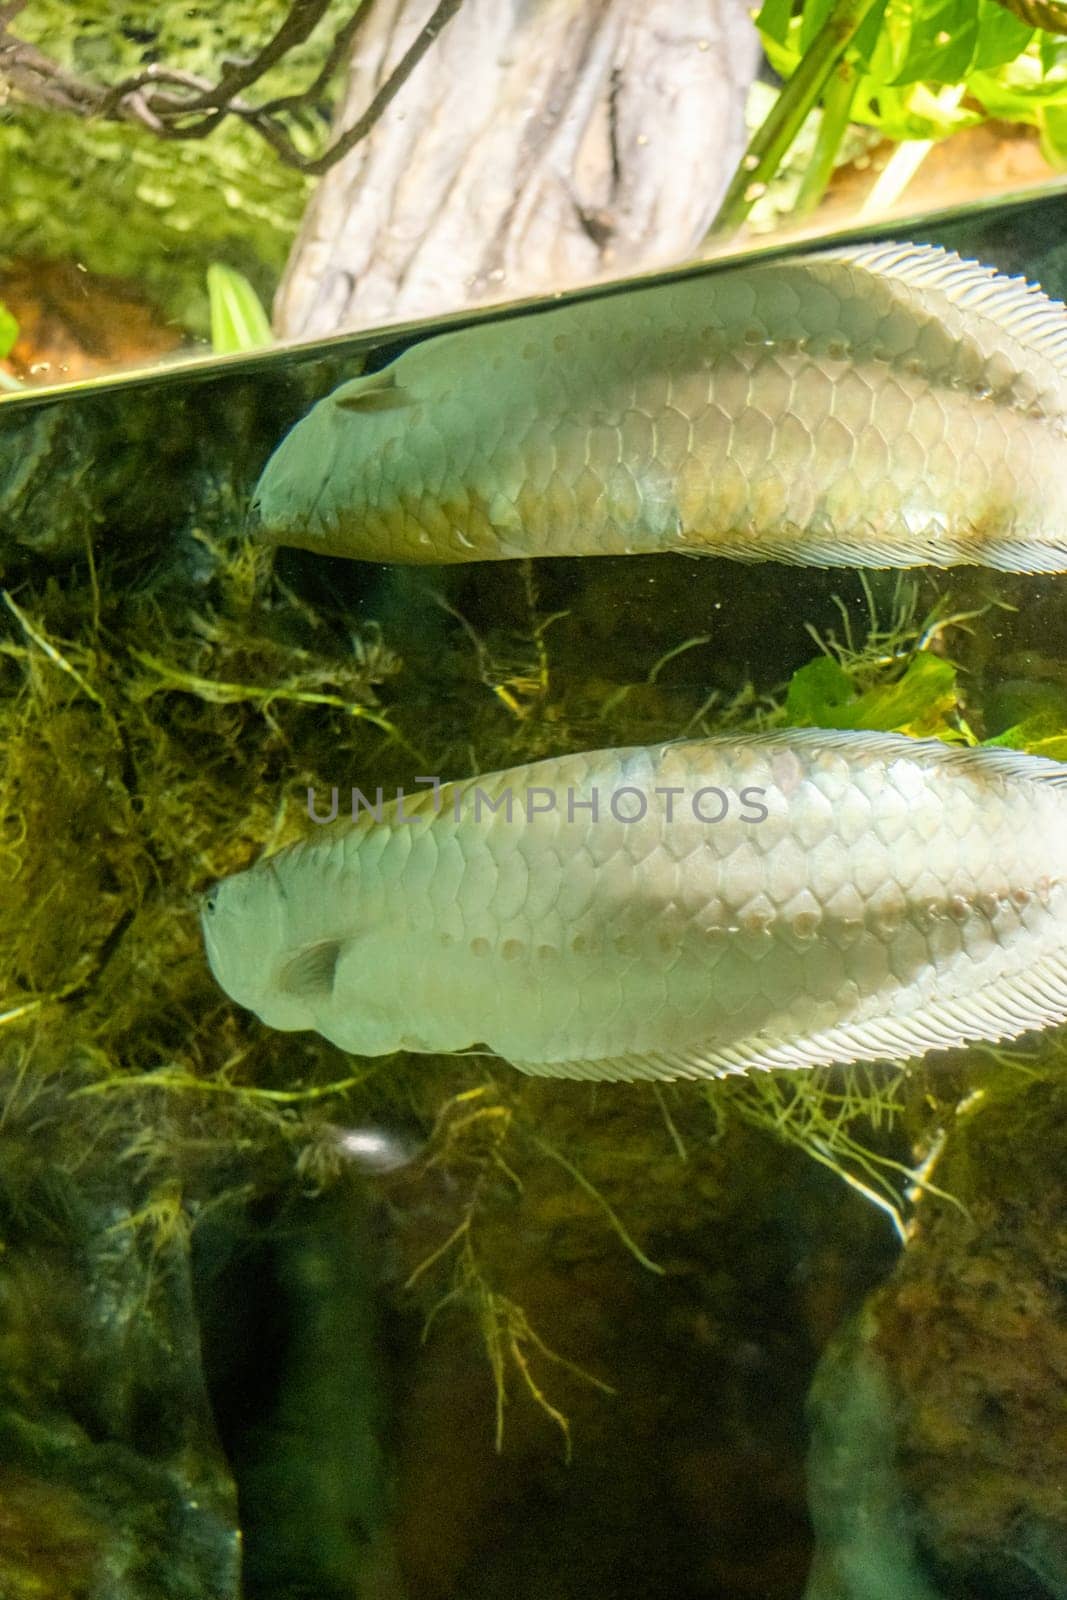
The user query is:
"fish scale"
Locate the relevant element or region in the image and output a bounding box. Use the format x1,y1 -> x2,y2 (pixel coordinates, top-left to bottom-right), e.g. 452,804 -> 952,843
200,731 -> 1067,1080
249,241 -> 1067,571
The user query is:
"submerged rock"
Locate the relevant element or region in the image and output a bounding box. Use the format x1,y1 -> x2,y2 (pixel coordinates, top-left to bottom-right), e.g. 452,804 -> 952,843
194,1177 -> 407,1600
0,1069 -> 411,1600
0,1081 -> 240,1600
0,358 -> 346,574
805,1071 -> 1067,1600
804,1317 -> 945,1600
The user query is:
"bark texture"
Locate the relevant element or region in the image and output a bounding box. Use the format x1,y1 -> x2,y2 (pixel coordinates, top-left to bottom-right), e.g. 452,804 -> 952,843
274,0 -> 759,337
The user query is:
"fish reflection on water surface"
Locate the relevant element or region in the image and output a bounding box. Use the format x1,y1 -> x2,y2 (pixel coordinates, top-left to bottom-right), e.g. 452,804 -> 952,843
250,242 -> 1067,572
201,731 -> 1067,1080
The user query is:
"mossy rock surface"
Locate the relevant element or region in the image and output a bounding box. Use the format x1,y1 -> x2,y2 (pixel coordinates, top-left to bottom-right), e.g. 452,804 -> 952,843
1,1 -> 328,334
0,355 -> 347,569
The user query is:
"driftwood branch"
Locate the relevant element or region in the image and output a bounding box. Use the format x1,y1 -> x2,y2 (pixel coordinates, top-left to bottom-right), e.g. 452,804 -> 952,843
987,0 -> 1067,30
0,0 -> 463,174
275,0 -> 761,338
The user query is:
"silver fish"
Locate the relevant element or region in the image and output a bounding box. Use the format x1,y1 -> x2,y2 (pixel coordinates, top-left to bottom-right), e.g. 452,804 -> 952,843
249,242 -> 1067,571
200,730 -> 1067,1080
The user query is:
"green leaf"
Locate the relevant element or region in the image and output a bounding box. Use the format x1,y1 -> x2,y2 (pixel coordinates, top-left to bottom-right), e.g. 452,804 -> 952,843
970,66 -> 1063,120
0,300 -> 18,362
207,264 -> 273,354
852,76 -> 981,137
755,0 -> 797,49
1041,26 -> 1067,66
877,0 -> 1028,86
972,0 -> 1033,68
760,25 -> 808,77
785,651 -> 958,734
858,0 -> 905,84
984,710 -> 1067,758
973,33 -> 1067,107
784,656 -> 856,725
864,0 -> 1029,87
890,0 -> 980,86
1039,99 -> 1067,160
851,0 -> 893,65
845,651 -> 959,733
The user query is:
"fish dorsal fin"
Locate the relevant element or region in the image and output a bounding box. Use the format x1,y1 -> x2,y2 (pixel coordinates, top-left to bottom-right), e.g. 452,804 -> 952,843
815,241 -> 1067,380
671,725 -> 1067,789
503,949 -> 1067,1082
278,939 -> 342,999
333,369 -> 412,414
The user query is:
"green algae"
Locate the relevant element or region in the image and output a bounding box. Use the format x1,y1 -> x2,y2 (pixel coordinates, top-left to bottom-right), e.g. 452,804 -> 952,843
0,1 -> 329,336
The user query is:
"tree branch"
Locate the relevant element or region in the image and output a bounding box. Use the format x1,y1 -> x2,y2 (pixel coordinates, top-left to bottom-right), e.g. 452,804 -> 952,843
0,0 -> 464,174
300,0 -> 463,176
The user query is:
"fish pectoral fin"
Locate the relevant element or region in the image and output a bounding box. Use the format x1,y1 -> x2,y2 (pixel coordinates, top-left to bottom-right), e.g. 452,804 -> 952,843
277,939 -> 343,1000
333,370 -> 412,414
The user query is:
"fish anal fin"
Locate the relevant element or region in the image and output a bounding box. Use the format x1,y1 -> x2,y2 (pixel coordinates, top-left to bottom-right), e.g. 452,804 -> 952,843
504,950 -> 1067,1081
504,1046 -> 750,1083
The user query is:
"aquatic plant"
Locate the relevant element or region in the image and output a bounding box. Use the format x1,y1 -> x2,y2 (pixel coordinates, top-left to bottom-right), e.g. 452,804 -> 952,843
713,0 -> 1067,234
780,573 -> 987,740
719,1063 -> 952,1242
207,265 -> 274,356
0,302 -> 16,358
398,1084 -> 650,1457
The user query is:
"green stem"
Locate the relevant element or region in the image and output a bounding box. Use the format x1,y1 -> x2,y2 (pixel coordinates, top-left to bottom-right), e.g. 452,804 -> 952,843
707,0 -> 881,240
794,61 -> 859,217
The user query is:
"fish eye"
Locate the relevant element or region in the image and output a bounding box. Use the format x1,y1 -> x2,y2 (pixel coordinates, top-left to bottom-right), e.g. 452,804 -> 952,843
203,889 -> 218,915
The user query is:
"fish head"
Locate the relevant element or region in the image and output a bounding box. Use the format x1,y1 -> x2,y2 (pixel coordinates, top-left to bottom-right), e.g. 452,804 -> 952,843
246,399 -> 342,553
200,861 -> 320,1033
247,366 -> 415,556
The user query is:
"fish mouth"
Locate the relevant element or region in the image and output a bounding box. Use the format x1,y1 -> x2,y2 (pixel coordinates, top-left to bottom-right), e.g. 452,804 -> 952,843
246,491 -> 287,545
246,494 -> 265,539
199,904 -> 226,990
247,432 -> 337,550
